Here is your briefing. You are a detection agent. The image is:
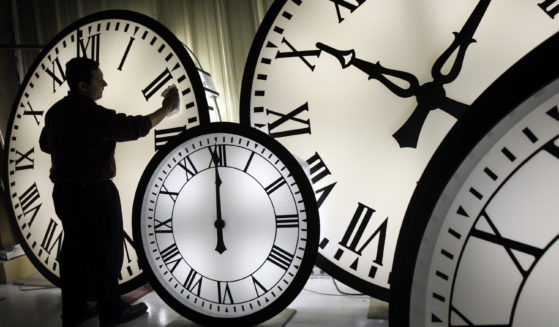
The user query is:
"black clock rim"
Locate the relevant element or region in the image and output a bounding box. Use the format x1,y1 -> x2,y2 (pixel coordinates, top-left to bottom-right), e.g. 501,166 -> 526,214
132,122 -> 320,326
238,0 -> 392,300
2,9 -> 210,294
389,32 -> 559,326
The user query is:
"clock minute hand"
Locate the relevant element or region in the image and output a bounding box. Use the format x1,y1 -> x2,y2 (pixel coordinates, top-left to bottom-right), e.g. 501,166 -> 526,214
316,42 -> 419,98
211,149 -> 227,254
431,0 -> 491,84
393,0 -> 489,148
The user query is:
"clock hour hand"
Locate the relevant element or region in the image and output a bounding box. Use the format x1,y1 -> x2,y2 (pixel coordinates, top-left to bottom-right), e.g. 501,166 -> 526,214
316,42 -> 419,98
210,148 -> 227,254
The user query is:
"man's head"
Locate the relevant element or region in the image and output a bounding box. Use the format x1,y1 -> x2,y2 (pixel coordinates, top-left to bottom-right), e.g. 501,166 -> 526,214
66,57 -> 107,101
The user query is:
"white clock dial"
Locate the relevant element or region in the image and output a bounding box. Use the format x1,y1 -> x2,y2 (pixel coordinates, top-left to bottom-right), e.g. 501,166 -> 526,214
389,33 -> 559,326
4,10 -> 209,291
133,122 -> 319,326
240,0 -> 558,298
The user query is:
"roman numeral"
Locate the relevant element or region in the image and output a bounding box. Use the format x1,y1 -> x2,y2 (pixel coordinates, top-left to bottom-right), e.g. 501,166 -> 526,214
217,281 -> 234,304
154,218 -> 173,233
183,268 -> 203,296
275,38 -> 321,71
335,203 -> 388,277
267,245 -> 294,270
20,100 -> 43,126
330,0 -> 367,23
263,102 -> 311,138
41,218 -> 63,265
243,151 -> 256,172
470,211 -> 543,278
538,0 -> 559,18
208,145 -> 227,167
265,177 -> 287,194
276,214 -> 299,228
142,68 -> 173,101
160,185 -> 179,203
154,125 -> 185,151
42,57 -> 66,93
178,156 -> 198,180
306,152 -> 337,208
12,147 -> 35,171
121,231 -> 136,278
160,243 -> 182,273
252,275 -> 268,296
77,31 -> 100,61
17,182 -> 42,226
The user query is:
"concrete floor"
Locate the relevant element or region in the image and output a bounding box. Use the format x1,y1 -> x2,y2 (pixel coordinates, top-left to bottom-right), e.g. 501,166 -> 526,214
0,274 -> 389,327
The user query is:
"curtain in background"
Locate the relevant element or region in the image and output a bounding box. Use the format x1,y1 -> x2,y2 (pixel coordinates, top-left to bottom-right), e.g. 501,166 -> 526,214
10,0 -> 275,122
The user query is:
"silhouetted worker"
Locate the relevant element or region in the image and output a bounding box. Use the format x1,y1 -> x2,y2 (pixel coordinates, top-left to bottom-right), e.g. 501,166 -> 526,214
40,57 -> 179,327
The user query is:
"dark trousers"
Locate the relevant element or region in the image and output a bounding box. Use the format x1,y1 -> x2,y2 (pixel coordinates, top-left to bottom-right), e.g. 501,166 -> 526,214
53,180 -> 126,322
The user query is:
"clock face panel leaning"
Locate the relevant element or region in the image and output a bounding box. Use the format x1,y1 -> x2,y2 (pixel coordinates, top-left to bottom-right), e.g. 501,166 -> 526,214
133,122 -> 319,326
389,32 -> 559,327
3,10 -> 209,291
240,0 -> 559,298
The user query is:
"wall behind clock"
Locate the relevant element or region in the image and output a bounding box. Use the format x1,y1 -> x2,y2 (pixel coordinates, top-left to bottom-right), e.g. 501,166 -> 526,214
0,0 -> 274,252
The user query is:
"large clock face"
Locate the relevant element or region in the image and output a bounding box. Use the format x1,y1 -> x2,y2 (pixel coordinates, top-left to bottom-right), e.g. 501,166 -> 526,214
389,33 -> 559,326
240,0 -> 559,298
3,10 -> 209,291
133,122 -> 319,326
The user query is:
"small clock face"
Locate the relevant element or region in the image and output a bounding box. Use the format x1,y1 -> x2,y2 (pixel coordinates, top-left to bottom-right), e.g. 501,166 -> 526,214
240,0 -> 558,298
389,33 -> 559,326
133,122 -> 319,326
4,10 -> 209,291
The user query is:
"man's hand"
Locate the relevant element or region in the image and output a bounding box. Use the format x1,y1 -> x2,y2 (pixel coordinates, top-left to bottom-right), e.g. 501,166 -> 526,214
147,85 -> 180,128
162,85 -> 179,111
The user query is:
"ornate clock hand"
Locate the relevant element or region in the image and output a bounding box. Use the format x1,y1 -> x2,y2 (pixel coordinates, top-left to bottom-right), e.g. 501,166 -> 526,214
431,0 -> 491,83
317,1 -> 490,148
316,41 -> 457,148
316,42 -> 419,98
392,83 -> 470,148
210,148 -> 227,254
393,0 -> 490,148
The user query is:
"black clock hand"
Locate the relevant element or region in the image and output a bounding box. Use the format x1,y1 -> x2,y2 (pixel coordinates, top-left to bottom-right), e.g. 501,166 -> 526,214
393,0 -> 490,147
211,148 -> 227,254
431,0 -> 491,83
392,83 -> 470,148
317,42 -> 464,147
317,0 -> 488,148
316,42 -> 419,98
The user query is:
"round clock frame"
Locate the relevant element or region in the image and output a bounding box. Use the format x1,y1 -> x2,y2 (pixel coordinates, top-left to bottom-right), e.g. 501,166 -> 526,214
239,0 -> 558,299
390,32 -> 559,326
132,122 -> 320,326
3,10 -> 209,292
